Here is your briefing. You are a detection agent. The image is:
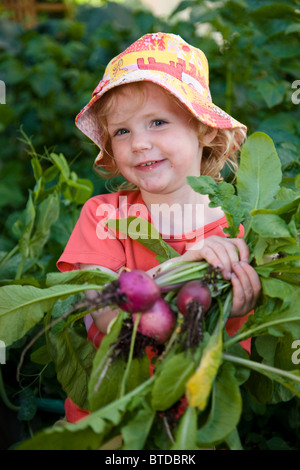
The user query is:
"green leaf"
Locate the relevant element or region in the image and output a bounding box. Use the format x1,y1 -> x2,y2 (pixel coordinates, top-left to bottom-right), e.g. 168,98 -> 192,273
285,23 -> 300,34
0,283 -> 105,346
18,191 -> 36,258
252,213 -> 293,239
30,344 -> 52,365
88,312 -> 150,411
106,217 -> 179,260
246,369 -> 274,405
170,0 -> 194,17
255,333 -> 298,375
224,354 -> 300,399
17,378 -> 153,450
187,175 -> 244,238
30,61 -> 61,97
49,153 -> 70,183
31,157 -> 43,182
256,78 -> 286,108
64,176 -> 94,205
49,324 -> 96,409
18,388 -> 37,422
171,406 -> 198,450
151,352 -> 196,411
16,191 -> 61,262
224,427 -> 243,450
251,186 -> 300,216
28,192 -> 60,258
237,132 -> 282,213
46,269 -> 116,287
197,362 -> 242,447
51,294 -> 80,320
265,38 -> 299,59
260,277 -> 296,300
250,3 -> 297,19
121,400 -> 155,450
88,313 -> 124,411
225,288 -> 300,347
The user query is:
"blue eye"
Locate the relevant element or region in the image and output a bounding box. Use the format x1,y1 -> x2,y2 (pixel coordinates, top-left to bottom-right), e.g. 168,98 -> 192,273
114,128 -> 129,136
152,120 -> 166,127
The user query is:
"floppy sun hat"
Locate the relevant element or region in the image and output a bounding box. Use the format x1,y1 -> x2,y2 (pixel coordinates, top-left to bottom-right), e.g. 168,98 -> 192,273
75,32 -> 246,165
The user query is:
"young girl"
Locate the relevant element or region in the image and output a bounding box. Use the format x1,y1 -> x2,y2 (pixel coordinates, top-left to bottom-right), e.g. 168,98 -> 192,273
57,32 -> 261,422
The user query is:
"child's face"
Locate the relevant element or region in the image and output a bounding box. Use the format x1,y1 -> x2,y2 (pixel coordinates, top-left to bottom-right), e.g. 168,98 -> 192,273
106,82 -> 203,196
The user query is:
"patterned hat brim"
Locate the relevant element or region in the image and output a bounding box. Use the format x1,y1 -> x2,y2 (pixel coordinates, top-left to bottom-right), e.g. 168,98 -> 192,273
75,70 -> 246,166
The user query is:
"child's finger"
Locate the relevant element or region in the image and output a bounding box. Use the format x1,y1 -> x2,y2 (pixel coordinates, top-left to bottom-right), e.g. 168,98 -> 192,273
184,236 -> 244,280
196,239 -> 237,279
232,262 -> 254,304
230,271 -> 246,316
229,238 -> 250,262
230,262 -> 261,317
238,261 -> 261,298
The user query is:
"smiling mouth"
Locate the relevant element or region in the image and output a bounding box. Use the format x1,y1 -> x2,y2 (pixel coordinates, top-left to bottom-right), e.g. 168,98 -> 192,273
139,161 -> 158,167
136,160 -> 165,168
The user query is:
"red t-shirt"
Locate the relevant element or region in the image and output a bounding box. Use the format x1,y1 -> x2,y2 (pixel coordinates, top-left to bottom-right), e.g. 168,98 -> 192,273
57,189 -> 236,272
57,190 -> 251,422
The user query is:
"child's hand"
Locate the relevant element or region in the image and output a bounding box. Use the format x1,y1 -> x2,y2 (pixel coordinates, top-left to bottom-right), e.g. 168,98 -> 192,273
181,236 -> 261,317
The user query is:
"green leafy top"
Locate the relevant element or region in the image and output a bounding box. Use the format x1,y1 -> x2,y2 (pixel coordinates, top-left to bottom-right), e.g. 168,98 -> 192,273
189,132 -> 300,266
1,132 -> 300,450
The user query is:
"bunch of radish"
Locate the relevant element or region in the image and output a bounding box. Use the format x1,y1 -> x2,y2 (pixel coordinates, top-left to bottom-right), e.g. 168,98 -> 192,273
99,263 -> 221,346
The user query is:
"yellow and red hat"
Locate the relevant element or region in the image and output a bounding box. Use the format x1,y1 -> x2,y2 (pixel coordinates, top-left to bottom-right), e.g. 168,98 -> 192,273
75,32 -> 246,165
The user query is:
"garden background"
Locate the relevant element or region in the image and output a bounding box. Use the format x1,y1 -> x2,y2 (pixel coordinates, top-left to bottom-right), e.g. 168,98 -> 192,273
0,0 -> 299,450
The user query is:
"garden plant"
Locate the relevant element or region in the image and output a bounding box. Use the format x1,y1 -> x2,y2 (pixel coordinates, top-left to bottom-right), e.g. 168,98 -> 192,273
0,0 -> 299,450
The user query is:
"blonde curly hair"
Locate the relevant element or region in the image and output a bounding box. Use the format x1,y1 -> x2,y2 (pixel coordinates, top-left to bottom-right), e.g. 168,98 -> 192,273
92,82 -> 246,189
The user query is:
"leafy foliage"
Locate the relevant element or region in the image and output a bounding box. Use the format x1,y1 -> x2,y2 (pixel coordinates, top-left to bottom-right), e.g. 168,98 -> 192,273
0,0 -> 299,213
1,131 -> 300,449
0,0 -> 300,451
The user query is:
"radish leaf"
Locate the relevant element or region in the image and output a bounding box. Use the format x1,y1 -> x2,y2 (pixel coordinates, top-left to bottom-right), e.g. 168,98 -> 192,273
197,362 -> 242,446
237,132 -> 282,213
106,216 -> 180,260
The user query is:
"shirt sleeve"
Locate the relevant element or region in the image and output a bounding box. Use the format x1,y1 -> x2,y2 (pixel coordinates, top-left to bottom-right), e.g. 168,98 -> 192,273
56,196 -> 126,273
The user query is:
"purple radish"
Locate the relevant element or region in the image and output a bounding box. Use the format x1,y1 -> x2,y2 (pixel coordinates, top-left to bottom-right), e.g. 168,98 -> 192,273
132,298 -> 176,344
176,280 -> 211,316
116,270 -> 160,313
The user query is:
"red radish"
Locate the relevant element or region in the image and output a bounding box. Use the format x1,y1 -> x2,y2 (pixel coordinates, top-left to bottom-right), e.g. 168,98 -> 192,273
176,280 -> 211,316
117,270 -> 160,313
132,298 -> 176,344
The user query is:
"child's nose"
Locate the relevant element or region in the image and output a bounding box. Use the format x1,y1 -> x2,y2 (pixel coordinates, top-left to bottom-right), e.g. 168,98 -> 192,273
131,131 -> 152,152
